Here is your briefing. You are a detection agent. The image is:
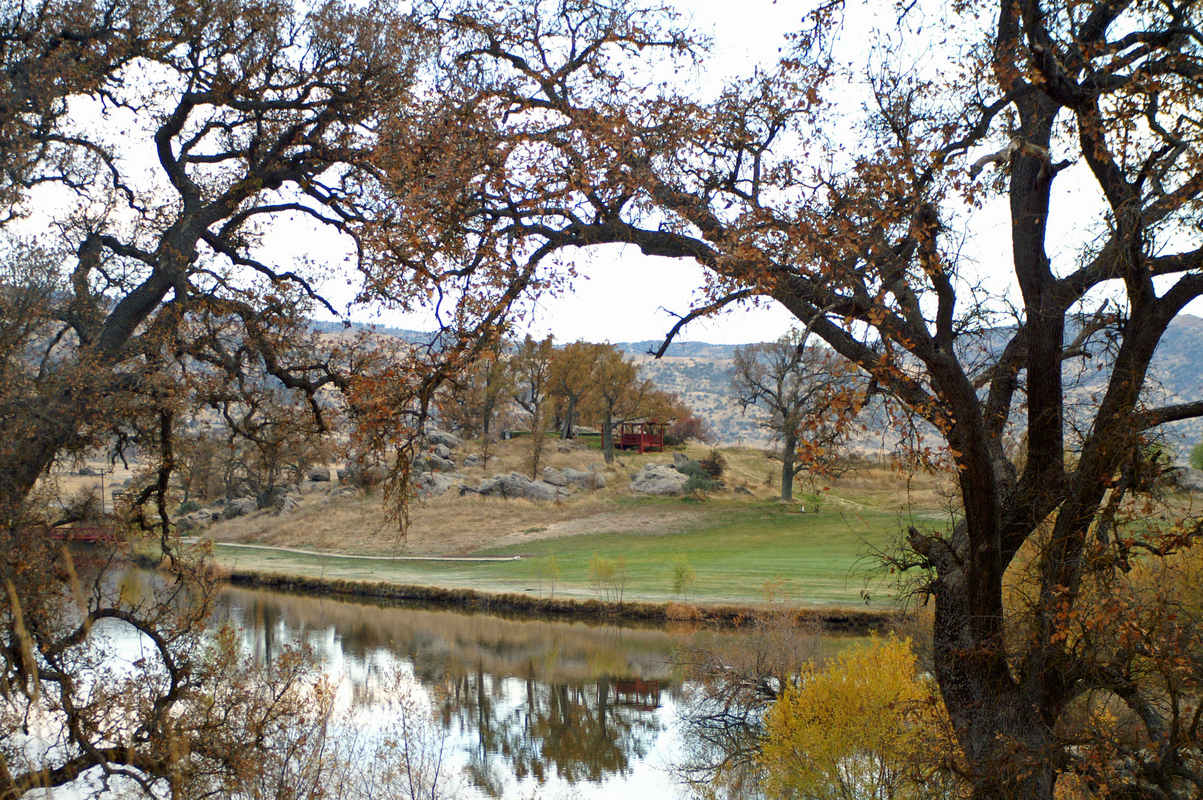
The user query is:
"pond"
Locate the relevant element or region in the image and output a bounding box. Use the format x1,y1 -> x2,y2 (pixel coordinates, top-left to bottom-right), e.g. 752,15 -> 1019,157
17,565 -> 851,799
200,581 -> 834,800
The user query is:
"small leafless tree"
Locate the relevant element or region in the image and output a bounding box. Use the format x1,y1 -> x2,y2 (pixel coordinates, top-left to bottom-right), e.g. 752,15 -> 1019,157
733,329 -> 862,501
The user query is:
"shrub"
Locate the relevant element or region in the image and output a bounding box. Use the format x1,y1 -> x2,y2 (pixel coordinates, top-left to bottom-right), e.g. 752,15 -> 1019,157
538,555 -> 561,598
1192,441 -> 1203,471
589,554 -> 628,603
683,472 -> 717,495
665,414 -> 714,445
699,449 -> 726,479
671,554 -> 697,598
760,636 -> 963,800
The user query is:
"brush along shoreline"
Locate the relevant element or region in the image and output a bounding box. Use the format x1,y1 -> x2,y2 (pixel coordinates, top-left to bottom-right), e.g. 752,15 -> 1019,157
214,566 -> 903,633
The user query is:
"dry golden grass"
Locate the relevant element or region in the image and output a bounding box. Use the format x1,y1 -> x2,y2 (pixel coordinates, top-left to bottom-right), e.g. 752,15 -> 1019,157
203,489 -> 718,556
200,437 -> 956,556
203,437 -> 714,555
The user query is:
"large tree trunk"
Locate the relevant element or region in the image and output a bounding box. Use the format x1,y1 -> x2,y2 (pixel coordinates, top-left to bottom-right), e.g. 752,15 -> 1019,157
561,395 -> 575,439
0,385 -> 89,528
602,410 -> 614,463
923,518 -> 1059,800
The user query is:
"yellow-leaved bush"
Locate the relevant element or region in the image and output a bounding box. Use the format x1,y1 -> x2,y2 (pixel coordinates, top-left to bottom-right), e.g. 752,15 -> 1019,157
759,635 -> 964,800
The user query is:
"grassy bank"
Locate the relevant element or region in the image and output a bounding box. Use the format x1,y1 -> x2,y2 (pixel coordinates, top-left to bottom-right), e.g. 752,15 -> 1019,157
222,568 -> 903,633
207,499 -> 936,608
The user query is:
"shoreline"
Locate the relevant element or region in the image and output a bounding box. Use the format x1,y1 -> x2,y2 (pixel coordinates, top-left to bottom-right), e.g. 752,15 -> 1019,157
219,566 -> 905,634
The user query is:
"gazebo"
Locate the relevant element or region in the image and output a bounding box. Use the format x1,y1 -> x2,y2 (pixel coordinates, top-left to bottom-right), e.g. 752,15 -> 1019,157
614,420 -> 668,453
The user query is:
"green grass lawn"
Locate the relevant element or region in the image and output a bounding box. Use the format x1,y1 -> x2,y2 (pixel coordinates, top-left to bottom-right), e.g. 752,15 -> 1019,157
211,500 -> 930,608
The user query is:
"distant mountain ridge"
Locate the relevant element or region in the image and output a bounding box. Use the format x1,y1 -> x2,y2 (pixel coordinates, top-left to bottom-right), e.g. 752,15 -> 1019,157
321,315 -> 1203,457
620,315 -> 1203,456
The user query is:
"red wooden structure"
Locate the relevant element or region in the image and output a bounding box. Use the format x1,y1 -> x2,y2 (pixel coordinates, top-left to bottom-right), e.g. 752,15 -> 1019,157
615,420 -> 667,453
32,522 -> 122,545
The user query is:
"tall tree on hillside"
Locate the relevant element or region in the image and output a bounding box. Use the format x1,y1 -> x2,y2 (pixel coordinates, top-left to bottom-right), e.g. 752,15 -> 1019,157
511,334 -> 554,477
549,341 -> 604,439
440,1 -> 1203,795
733,330 -> 860,501
588,347 -> 675,463
438,340 -> 513,440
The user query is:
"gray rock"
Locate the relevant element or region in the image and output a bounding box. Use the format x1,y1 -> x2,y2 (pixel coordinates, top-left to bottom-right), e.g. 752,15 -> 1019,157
348,465 -> 387,487
544,465 -> 604,490
276,493 -> 301,513
427,429 -> 461,450
222,496 -> 258,519
630,464 -> 689,496
428,454 -> 457,473
434,444 -> 453,460
562,467 -> 605,490
477,472 -> 570,501
542,466 -> 569,486
307,467 -> 331,482
1170,467 -> 1203,492
414,471 -> 460,498
463,454 -> 481,468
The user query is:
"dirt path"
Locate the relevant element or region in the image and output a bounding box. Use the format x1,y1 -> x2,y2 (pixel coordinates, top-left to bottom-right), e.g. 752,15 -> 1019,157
202,540 -> 523,562
487,506 -> 713,548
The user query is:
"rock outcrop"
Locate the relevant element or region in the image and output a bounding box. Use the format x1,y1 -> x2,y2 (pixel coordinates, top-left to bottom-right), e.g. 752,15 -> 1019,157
468,472 -> 573,501
630,464 -> 689,496
543,466 -> 606,490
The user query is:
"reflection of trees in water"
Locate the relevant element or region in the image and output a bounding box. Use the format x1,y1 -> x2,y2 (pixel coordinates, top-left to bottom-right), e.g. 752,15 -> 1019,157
435,665 -> 664,796
211,587 -> 694,797
672,613 -> 829,800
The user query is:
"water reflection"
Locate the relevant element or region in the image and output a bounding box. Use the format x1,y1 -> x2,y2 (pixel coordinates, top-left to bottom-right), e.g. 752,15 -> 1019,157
210,585 -> 743,798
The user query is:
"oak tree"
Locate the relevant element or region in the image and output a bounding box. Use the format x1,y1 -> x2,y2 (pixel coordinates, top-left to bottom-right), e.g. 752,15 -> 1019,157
510,334 -> 554,477
548,340 -> 605,440
733,329 -> 861,501
0,0 -> 542,795
438,1 -> 1203,796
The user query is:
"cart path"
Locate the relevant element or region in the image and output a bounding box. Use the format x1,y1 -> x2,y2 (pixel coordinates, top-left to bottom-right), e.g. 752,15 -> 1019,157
187,539 -> 523,562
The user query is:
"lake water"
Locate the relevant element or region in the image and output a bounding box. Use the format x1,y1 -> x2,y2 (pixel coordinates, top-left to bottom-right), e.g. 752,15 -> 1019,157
22,567 -> 845,799
204,582 -> 786,800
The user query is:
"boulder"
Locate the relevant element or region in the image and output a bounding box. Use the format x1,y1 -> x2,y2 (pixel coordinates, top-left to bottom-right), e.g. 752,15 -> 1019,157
1170,467 -> 1203,492
222,496 -> 259,519
433,444 -> 453,460
346,464 -> 387,488
566,467 -> 605,490
414,471 -> 460,498
307,467 -> 331,482
276,493 -> 301,514
630,464 -> 689,496
463,454 -> 481,468
427,454 -> 457,473
544,466 -> 604,489
427,429 -> 461,450
477,472 -> 570,501
542,466 -> 569,486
